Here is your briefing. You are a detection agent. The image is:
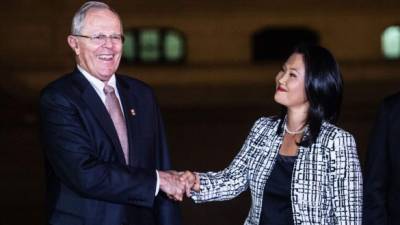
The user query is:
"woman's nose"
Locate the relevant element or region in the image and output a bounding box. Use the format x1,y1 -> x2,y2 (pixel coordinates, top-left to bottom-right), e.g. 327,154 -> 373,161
278,73 -> 287,84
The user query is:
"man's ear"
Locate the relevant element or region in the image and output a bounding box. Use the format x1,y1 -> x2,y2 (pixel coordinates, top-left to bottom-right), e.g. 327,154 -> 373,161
67,35 -> 80,55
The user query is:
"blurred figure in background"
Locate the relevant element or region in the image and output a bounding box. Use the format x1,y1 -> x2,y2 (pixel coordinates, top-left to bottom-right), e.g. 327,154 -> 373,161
182,44 -> 363,225
39,1 -> 183,225
363,94 -> 400,225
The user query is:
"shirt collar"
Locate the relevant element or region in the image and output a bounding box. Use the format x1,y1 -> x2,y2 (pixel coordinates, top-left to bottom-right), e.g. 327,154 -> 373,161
77,65 -> 117,91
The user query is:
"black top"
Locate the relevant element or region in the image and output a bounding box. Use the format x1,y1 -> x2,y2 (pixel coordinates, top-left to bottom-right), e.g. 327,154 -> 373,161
259,154 -> 297,225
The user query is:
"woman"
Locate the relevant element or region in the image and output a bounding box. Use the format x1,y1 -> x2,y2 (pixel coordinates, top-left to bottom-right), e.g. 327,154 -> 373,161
184,44 -> 363,225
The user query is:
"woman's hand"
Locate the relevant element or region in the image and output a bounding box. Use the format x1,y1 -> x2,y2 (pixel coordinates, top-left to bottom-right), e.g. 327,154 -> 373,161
180,171 -> 200,197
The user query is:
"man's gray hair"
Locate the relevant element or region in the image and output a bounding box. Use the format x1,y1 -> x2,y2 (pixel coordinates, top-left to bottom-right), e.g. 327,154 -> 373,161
71,1 -> 120,35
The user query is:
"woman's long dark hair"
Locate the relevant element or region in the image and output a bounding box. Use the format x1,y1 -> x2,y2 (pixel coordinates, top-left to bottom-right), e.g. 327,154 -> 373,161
277,44 -> 343,147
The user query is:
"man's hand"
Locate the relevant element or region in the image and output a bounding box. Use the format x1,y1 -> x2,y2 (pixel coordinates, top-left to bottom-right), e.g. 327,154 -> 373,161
158,170 -> 186,201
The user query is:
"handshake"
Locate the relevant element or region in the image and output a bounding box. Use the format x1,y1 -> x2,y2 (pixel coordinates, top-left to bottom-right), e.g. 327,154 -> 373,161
158,170 -> 200,201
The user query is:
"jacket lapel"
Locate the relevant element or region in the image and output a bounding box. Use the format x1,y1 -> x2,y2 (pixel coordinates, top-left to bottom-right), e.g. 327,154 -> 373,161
71,69 -> 127,164
116,77 -> 138,165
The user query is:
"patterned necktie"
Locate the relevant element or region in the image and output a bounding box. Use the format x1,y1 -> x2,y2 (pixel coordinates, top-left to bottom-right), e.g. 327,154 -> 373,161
103,84 -> 129,164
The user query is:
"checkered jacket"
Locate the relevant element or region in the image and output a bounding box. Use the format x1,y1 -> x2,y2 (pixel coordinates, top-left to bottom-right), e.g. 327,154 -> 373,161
191,117 -> 363,225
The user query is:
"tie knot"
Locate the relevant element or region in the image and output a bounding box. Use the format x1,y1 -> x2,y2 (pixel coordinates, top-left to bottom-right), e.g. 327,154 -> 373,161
103,84 -> 115,95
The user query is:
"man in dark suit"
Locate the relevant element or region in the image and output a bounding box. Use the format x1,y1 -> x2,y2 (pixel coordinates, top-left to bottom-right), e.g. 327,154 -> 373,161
363,93 -> 400,225
40,2 -> 184,225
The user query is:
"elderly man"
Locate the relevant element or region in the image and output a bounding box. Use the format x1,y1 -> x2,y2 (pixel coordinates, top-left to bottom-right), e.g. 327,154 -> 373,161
40,1 -> 183,225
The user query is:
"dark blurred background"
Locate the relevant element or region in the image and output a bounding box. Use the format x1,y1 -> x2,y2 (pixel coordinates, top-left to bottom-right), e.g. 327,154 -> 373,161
1,0 -> 400,224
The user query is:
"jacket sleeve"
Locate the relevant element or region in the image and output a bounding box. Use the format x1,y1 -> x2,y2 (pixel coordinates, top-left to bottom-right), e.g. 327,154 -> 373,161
329,131 -> 363,225
191,118 -> 265,203
40,87 -> 156,207
151,95 -> 182,225
363,101 -> 390,225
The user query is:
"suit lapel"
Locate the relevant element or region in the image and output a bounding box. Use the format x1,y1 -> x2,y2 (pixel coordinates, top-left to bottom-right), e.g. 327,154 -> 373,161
117,77 -> 138,166
71,70 -> 127,164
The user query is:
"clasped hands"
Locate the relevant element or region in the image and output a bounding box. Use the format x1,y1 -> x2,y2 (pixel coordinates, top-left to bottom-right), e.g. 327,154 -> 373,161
158,170 -> 200,201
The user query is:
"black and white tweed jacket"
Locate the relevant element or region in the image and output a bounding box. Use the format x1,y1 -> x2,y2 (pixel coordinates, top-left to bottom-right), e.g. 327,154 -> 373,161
191,117 -> 362,225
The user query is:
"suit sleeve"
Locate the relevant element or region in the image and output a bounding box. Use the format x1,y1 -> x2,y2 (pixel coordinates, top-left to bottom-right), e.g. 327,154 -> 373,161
40,87 -> 156,207
330,131 -> 363,225
363,101 -> 390,225
150,94 -> 182,225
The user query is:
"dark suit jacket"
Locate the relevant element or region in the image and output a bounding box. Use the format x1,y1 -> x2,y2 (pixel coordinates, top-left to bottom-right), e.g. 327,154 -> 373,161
40,69 -> 181,225
363,92 -> 400,225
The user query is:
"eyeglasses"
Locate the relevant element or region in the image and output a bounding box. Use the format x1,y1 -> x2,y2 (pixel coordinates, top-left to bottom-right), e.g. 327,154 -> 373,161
72,34 -> 125,45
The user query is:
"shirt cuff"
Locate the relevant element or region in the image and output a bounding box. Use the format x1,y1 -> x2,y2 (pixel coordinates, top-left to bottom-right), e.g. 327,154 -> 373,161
155,170 -> 160,196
